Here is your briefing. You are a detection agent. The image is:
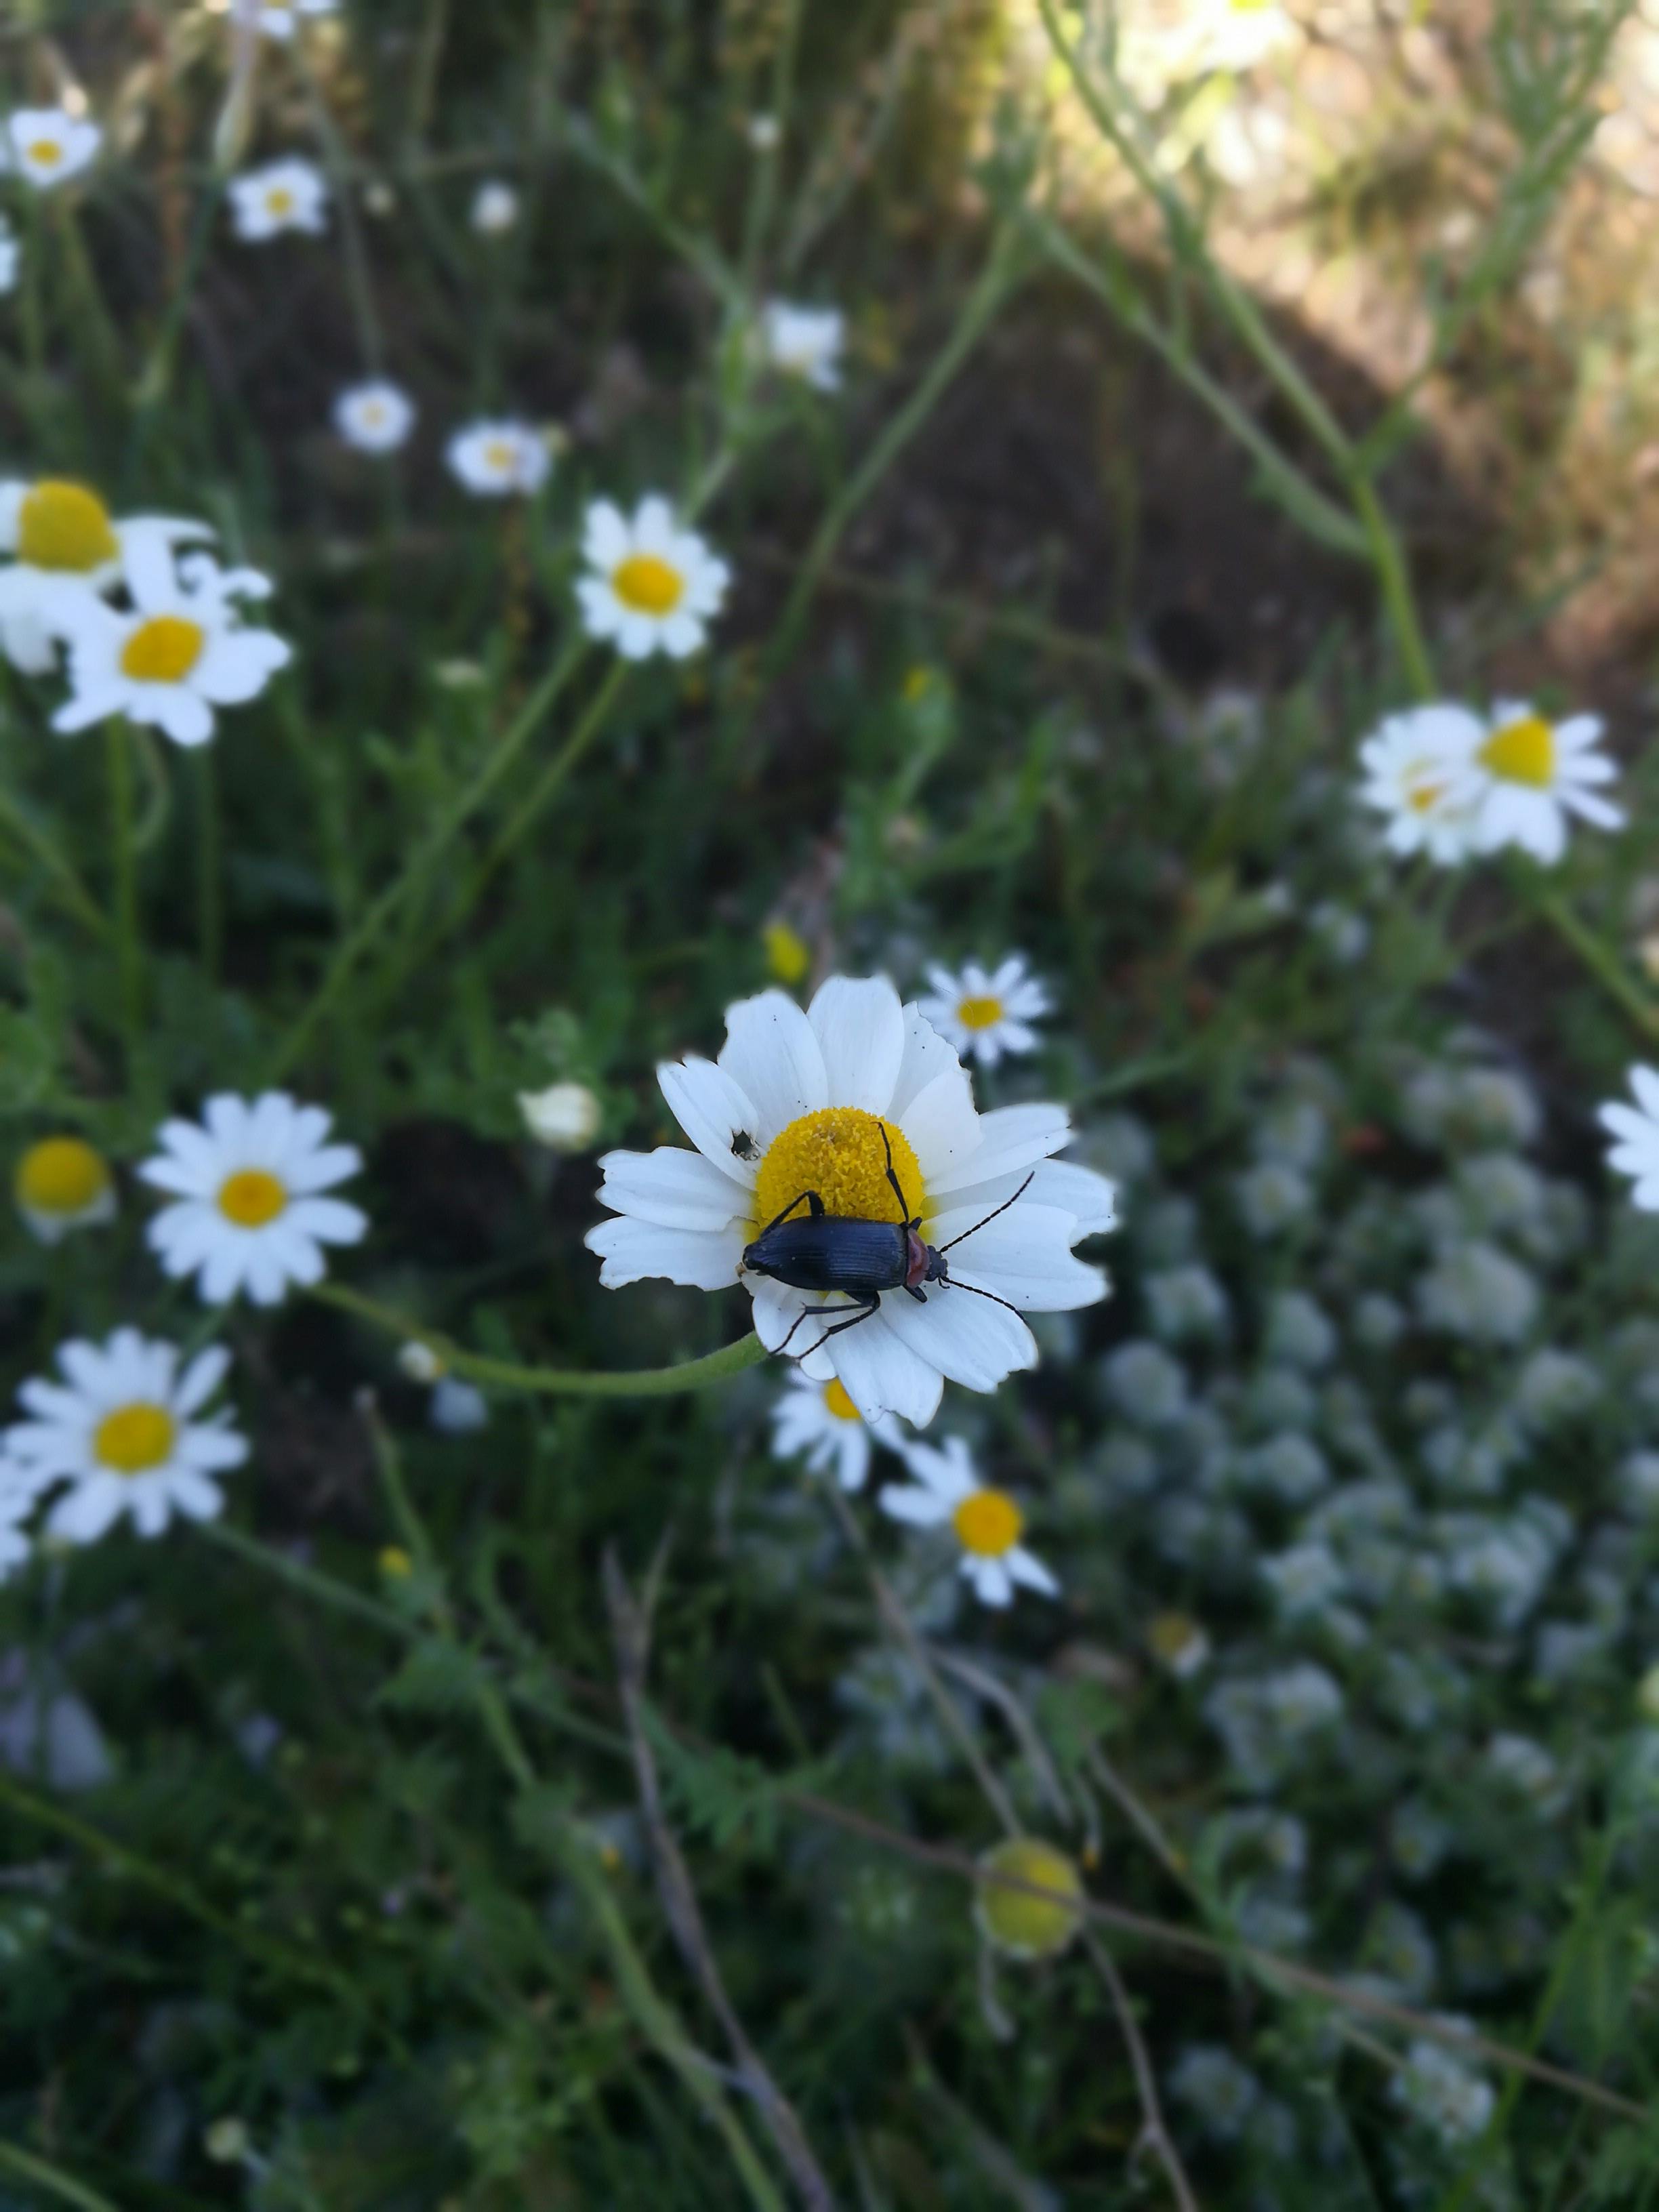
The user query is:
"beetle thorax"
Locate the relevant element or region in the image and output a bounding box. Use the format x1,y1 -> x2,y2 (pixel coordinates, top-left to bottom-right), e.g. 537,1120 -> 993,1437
752,1105 -> 922,1228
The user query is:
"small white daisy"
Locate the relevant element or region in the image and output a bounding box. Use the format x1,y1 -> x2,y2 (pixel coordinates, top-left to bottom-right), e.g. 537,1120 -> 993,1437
587,974 -> 1115,1426
769,1366 -> 901,1493
471,180 -> 519,234
1456,699 -> 1624,866
0,217 -> 18,295
1357,704 -> 1481,866
518,1081 -> 603,1151
445,419 -> 551,498
333,379 -> 416,454
0,478 -> 213,676
51,538 -> 291,748
3,1330 -> 247,1544
14,1135 -> 117,1246
3,108 -> 101,192
917,956 -> 1050,1069
228,157 -> 329,242
138,1092 -> 367,1306
251,0 -> 337,39
575,495 -> 730,662
1599,1066 -> 1659,1212
757,301 -> 845,391
879,1435 -> 1057,1607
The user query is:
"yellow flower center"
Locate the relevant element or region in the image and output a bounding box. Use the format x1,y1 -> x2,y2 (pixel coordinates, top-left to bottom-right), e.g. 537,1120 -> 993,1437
952,1487 -> 1023,1557
611,552 -> 684,617
956,994 -> 1004,1031
17,480 -> 118,572
94,1402 -> 176,1475
218,1168 -> 288,1227
1148,1610 -> 1202,1663
120,615 -> 206,684
15,1136 -> 109,1215
1406,777 -> 1446,813
822,1378 -> 861,1422
26,140 -> 64,169
483,439 -> 517,472
266,187 -> 295,216
753,1107 -> 922,1231
1479,714 -> 1555,789
976,1836 -> 1084,1960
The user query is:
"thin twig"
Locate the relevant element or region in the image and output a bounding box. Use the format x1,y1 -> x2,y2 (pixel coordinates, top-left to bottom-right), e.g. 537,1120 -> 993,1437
1081,1929 -> 1200,2212
604,1551 -> 836,2212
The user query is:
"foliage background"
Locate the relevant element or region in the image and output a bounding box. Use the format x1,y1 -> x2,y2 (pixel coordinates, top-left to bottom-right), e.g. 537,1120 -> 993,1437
6,0 -> 1659,2205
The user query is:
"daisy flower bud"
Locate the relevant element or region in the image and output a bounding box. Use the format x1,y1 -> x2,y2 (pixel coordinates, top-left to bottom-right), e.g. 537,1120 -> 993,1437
14,1136 -> 116,1246
975,1837 -> 1085,1961
756,302 -> 846,391
470,180 -> 519,233
518,1081 -> 602,1151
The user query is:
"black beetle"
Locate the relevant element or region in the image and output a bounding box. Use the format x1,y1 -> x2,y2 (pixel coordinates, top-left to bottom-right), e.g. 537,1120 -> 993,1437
740,1122 -> 1033,1360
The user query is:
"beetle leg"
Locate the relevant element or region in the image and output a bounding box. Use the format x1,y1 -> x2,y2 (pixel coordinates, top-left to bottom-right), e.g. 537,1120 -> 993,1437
755,1187 -> 825,1240
796,1292 -> 881,1362
876,1121 -> 917,1228
903,1285 -> 927,1303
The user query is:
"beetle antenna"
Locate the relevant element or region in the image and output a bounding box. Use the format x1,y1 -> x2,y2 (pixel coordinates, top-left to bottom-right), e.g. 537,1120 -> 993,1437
947,1279 -> 1027,1319
878,1120 -> 914,1226
936,1172 -> 1036,1254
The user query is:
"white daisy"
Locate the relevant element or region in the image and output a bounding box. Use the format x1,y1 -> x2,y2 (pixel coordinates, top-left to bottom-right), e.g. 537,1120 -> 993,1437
878,1435 -> 1057,1607
251,0 -> 337,39
1454,698 -> 1624,866
0,217 -> 18,295
51,538 -> 291,748
757,302 -> 845,391
14,1135 -> 117,1246
471,180 -> 519,234
228,158 -> 329,242
0,478 -> 213,676
769,1366 -> 902,1493
1599,1066 -> 1659,1211
917,955 -> 1050,1069
3,108 -> 101,192
585,974 -> 1115,1426
445,419 -> 550,498
333,379 -> 416,454
576,495 -> 730,662
138,1092 -> 367,1306
1357,704 -> 1482,866
3,1330 -> 247,1544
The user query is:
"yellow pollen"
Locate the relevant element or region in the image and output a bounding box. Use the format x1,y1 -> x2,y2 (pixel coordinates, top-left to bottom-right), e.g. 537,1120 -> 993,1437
611,552 -> 684,617
16,1136 -> 109,1216
26,140 -> 64,168
956,994 -> 1004,1031
218,1168 -> 288,1227
94,1402 -> 176,1475
1479,714 -> 1555,789
976,1837 -> 1084,1961
120,615 -> 206,684
1406,779 -> 1445,813
484,440 -> 517,472
17,480 -> 118,573
822,1378 -> 861,1422
952,1487 -> 1023,1557
266,187 -> 295,216
753,1107 -> 922,1231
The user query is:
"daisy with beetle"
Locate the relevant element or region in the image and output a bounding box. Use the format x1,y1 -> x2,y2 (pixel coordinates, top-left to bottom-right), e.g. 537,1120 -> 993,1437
586,974 -> 1114,1426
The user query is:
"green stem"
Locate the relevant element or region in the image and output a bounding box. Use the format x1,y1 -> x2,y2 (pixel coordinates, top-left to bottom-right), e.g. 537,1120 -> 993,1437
1525,875 -> 1659,1042
195,743 -> 222,982
298,49 -> 386,373
127,178 -> 222,476
0,2139 -> 121,2212
1349,472 -> 1435,697
266,636 -> 588,1080
312,1282 -> 771,1396
0,788 -> 110,939
105,721 -> 142,1065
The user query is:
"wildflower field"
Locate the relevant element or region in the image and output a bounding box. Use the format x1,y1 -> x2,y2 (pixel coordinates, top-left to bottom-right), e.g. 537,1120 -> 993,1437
11,0 -> 1659,2205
